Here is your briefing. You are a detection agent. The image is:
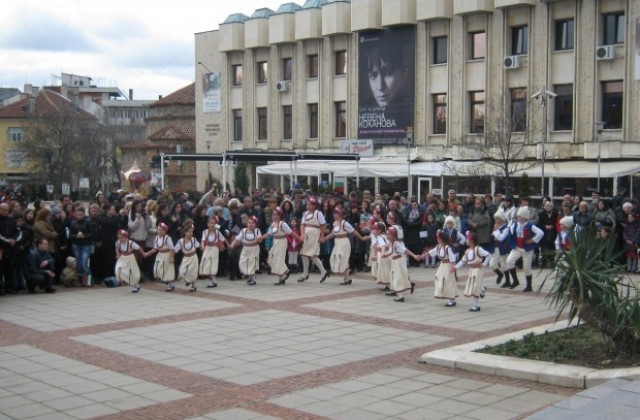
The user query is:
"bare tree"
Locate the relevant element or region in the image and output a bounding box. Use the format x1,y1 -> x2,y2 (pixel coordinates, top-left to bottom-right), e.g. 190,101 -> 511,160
446,91 -> 542,194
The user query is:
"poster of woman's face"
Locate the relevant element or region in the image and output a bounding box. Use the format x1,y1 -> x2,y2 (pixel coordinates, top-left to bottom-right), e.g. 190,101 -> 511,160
358,27 -> 415,141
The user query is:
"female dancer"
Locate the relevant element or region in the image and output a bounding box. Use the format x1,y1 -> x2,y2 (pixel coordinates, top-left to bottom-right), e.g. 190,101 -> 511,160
115,229 -> 141,293
200,216 -> 225,288
143,223 -> 176,291
324,207 -> 366,285
453,232 -> 490,312
386,226 -> 419,302
375,222 -> 392,291
265,206 -> 301,285
297,197 -> 329,283
423,230 -> 458,307
174,222 -> 200,292
230,215 -> 262,286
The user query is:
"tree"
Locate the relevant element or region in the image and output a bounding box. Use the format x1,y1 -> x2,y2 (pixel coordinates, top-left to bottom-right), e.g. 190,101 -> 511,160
445,91 -> 541,194
234,162 -> 250,195
17,92 -> 109,194
519,172 -> 532,198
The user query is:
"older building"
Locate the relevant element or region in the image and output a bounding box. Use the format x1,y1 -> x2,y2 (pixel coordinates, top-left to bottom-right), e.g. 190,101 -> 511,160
195,0 -> 640,198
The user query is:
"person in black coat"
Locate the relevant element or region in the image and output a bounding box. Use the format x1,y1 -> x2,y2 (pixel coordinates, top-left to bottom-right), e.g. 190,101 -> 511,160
537,201 -> 558,268
24,237 -> 56,293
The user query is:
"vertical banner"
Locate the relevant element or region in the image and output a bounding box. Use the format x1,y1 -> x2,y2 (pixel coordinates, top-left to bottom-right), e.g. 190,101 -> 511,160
636,18 -> 640,80
202,72 -> 221,112
358,27 -> 415,142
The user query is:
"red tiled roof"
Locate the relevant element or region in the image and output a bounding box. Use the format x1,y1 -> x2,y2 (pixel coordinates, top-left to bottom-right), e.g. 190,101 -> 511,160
149,125 -> 193,141
151,83 -> 195,107
0,89 -> 95,120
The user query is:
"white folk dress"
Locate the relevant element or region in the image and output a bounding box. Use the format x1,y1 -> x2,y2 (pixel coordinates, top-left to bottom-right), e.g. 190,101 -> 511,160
268,221 -> 292,276
390,241 -> 412,293
115,240 -> 141,286
174,237 -> 200,284
457,245 -> 491,298
330,220 -> 354,275
237,227 -> 261,276
376,235 -> 392,287
428,244 -> 457,300
300,209 -> 326,257
368,231 -> 379,277
200,228 -> 225,277
152,235 -> 175,282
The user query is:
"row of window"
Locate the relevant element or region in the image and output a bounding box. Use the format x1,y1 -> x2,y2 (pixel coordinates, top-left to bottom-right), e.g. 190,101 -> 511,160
229,80 -> 623,141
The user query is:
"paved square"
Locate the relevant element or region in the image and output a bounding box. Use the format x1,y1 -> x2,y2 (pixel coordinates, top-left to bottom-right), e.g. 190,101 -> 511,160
0,345 -> 190,419
190,408 -> 279,420
0,288 -> 239,332
73,310 -> 451,385
269,367 -> 566,419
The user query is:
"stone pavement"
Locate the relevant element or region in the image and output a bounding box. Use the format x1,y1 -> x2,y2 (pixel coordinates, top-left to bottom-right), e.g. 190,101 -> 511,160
0,265 -> 615,419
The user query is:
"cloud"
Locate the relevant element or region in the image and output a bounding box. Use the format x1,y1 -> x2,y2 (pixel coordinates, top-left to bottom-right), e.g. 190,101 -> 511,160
0,13 -> 96,52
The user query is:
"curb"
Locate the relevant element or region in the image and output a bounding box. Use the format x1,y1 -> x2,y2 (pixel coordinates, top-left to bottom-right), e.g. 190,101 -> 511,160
420,321 -> 640,389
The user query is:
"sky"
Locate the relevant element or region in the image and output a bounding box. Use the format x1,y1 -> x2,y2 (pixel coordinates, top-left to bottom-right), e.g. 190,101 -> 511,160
0,0 -> 287,100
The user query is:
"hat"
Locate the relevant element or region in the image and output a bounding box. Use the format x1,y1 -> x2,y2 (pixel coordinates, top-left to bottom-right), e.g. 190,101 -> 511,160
387,211 -> 397,220
274,206 -> 283,215
493,211 -> 506,221
444,215 -> 455,225
333,207 -> 344,215
388,226 -> 398,237
157,222 -> 169,231
308,197 -> 317,205
95,191 -> 104,198
559,216 -> 574,228
117,229 -> 128,237
516,207 -> 529,219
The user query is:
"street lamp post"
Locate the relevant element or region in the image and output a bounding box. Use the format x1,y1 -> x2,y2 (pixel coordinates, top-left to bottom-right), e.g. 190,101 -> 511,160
405,127 -> 413,199
595,122 -> 606,193
532,87 -> 556,197
205,140 -> 212,189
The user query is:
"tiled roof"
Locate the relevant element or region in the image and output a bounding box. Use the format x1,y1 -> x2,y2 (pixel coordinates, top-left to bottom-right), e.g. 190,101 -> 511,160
148,125 -> 192,141
0,89 -> 95,120
151,83 -> 195,107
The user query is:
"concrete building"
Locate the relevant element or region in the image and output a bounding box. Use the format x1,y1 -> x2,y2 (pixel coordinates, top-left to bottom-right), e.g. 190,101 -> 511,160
195,0 -> 640,199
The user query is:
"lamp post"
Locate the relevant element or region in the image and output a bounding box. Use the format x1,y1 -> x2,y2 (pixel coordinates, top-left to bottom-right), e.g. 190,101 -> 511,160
404,127 -> 413,199
595,122 -> 606,193
205,140 -> 212,189
532,87 -> 556,197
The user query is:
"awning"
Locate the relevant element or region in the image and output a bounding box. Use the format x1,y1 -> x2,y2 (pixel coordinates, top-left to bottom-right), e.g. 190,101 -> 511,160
514,160 -> 640,178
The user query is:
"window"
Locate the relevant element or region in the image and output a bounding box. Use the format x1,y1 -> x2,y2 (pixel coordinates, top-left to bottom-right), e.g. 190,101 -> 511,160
555,19 -> 574,50
257,61 -> 268,84
283,105 -> 292,140
602,81 -> 623,129
335,50 -> 347,75
433,94 -> 447,134
470,91 -> 485,133
233,109 -> 242,141
510,88 -> 527,132
470,31 -> 486,60
433,36 -> 448,64
308,103 -> 318,138
8,127 -> 25,142
603,13 -> 625,45
335,101 -> 346,137
553,84 -> 573,131
511,26 -> 528,55
308,54 -> 318,78
257,107 -> 268,140
232,64 -> 243,86
282,58 -> 292,81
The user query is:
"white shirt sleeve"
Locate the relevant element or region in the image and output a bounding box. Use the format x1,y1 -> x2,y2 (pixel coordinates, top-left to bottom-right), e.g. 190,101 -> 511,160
343,221 -> 355,233
531,225 -> 544,243
130,241 -> 141,251
173,239 -> 183,253
317,211 -> 326,225
281,222 -> 292,234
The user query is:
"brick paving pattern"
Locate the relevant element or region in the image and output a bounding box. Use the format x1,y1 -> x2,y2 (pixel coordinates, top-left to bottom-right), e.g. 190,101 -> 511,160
0,267 -> 581,419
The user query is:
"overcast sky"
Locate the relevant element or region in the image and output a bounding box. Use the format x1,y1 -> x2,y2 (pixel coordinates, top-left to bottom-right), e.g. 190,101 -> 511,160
0,0 -> 286,100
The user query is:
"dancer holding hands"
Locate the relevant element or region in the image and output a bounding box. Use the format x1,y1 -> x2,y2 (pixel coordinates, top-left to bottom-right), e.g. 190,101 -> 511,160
115,229 -> 141,293
423,230 -> 458,307
265,206 -> 301,285
385,226 -> 419,302
453,232 -> 491,312
200,216 -> 226,288
143,222 -> 176,291
324,207 -> 368,285
174,222 -> 200,292
229,215 -> 262,286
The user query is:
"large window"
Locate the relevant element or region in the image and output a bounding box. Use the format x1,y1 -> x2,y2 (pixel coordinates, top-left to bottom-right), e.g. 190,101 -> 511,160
8,127 -> 25,142
308,54 -> 318,78
554,84 -> 573,131
555,19 -> 574,50
433,36 -> 448,64
510,88 -> 527,132
335,101 -> 346,137
257,107 -> 268,140
335,50 -> 347,75
603,12 -> 625,45
308,103 -> 318,138
282,58 -> 292,81
257,61 -> 268,84
602,81 -> 623,129
433,94 -> 447,134
470,91 -> 485,134
283,105 -> 292,140
511,26 -> 528,55
470,31 -> 486,60
232,109 -> 242,141
232,64 -> 243,86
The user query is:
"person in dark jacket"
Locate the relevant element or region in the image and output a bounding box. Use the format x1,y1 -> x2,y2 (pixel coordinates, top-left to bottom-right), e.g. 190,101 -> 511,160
0,202 -> 20,295
68,206 -> 95,287
24,237 -> 56,293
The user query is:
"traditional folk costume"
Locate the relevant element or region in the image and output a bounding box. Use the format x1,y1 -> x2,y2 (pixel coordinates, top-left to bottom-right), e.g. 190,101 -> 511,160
368,230 -> 380,279
152,234 -> 175,290
297,198 -> 329,283
427,243 -> 458,306
329,218 -> 357,285
376,234 -> 392,289
489,212 -> 514,288
200,228 -> 225,288
456,242 -> 491,311
237,226 -> 261,285
388,240 -> 416,302
267,219 -> 293,284
506,207 -> 544,292
115,235 -> 141,293
174,237 -> 200,292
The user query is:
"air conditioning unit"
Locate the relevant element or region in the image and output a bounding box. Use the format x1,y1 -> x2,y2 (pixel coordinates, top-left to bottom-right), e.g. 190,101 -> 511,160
503,55 -> 519,70
275,81 -> 289,92
595,45 -> 614,61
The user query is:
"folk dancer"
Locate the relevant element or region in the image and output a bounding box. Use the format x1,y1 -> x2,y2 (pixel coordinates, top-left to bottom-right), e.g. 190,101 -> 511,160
506,207 -> 544,292
174,222 -> 200,292
143,222 -> 176,291
266,207 -> 300,285
324,207 -> 367,285
229,216 -> 262,286
385,226 -> 419,302
200,216 -> 226,288
453,232 -> 491,312
489,211 -> 514,288
297,197 -> 329,283
115,229 -> 141,293
423,230 -> 458,307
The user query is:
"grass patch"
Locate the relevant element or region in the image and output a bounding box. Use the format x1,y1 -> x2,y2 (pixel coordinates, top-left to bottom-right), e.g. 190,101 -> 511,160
476,324 -> 640,369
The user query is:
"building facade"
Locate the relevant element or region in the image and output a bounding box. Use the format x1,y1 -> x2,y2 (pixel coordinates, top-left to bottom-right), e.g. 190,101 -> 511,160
195,0 -> 640,198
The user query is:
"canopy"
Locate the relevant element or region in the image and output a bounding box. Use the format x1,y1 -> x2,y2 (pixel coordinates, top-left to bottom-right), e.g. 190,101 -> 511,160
514,160 -> 640,178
